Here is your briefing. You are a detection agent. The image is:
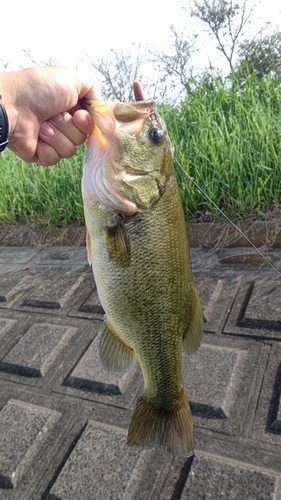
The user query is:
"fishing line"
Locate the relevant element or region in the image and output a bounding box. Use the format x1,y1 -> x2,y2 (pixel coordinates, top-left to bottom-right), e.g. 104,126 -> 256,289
174,157 -> 281,278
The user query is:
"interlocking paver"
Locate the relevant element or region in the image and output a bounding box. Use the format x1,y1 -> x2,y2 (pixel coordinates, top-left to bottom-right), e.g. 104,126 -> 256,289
0,400 -> 61,489
47,422 -> 149,500
184,343 -> 246,419
0,244 -> 280,500
65,332 -> 139,396
0,323 -> 77,377
181,453 -> 278,500
21,267 -> 86,310
225,277 -> 281,340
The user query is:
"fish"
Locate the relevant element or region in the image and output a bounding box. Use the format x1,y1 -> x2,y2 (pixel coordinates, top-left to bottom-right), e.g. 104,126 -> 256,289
82,82 -> 203,456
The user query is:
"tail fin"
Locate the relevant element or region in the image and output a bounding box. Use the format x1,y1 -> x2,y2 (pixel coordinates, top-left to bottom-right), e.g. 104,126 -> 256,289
127,392 -> 193,456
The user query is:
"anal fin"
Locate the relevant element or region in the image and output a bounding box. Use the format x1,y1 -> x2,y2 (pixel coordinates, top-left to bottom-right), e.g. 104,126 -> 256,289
183,284 -> 204,354
100,322 -> 134,373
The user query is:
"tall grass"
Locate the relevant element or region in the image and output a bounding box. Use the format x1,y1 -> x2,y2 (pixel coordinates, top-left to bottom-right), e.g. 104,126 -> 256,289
161,72 -> 281,221
0,146 -> 85,225
0,71 -> 281,225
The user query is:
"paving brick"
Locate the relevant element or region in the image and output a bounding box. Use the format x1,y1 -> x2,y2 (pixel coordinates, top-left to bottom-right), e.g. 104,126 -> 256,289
251,344 -> 281,452
0,319 -> 16,338
266,357 -> 281,434
0,399 -> 60,489
47,421 -> 151,500
225,278 -> 281,339
190,248 -> 220,273
78,287 -> 104,315
194,276 -> 241,333
0,311 -> 33,362
0,388 -> 104,500
0,323 -> 77,377
0,266 -> 35,306
272,403 -> 281,433
243,278 -> 281,323
0,310 -> 98,392
65,333 -> 141,402
66,271 -> 105,320
0,247 -> 41,264
270,361 -> 281,434
29,246 -> 87,266
184,336 -> 265,441
20,267 -> 86,310
181,453 -> 278,500
184,344 -> 245,419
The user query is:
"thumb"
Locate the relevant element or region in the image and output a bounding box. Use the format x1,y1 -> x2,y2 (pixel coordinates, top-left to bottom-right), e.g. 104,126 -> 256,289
72,109 -> 94,135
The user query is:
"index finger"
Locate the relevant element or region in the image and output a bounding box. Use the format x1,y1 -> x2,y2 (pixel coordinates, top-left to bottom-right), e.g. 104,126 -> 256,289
69,83 -> 101,116
82,81 -> 102,101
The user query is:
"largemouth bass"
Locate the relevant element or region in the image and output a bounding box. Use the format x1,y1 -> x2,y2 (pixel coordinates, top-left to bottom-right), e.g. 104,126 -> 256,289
82,83 -> 203,456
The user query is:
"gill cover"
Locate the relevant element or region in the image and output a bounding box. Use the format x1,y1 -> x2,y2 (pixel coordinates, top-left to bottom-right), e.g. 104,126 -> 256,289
82,98 -> 173,213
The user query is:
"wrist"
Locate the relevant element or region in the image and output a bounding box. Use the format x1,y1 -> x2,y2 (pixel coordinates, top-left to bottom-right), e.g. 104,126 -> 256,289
0,94 -> 9,151
0,71 -> 20,141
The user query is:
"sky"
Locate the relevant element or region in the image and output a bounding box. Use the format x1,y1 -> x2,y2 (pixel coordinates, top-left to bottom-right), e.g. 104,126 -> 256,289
1,0 -> 280,77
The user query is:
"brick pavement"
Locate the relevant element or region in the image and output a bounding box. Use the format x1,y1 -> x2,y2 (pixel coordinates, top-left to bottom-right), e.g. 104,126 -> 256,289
0,245 -> 280,499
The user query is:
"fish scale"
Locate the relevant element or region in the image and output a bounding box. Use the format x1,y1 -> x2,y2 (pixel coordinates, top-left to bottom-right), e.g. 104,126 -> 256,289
82,87 -> 203,455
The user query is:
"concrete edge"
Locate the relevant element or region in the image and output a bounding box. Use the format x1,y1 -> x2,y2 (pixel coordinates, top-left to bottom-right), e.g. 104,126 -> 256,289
0,220 -> 280,248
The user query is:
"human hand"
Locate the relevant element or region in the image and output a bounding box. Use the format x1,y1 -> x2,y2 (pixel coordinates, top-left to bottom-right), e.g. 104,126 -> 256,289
0,66 -> 101,166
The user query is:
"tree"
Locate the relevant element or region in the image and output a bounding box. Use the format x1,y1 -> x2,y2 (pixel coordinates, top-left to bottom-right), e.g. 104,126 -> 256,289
237,30 -> 281,78
0,59 -> 9,71
86,44 -> 153,102
186,0 -> 256,72
154,25 -> 198,95
22,48 -> 59,68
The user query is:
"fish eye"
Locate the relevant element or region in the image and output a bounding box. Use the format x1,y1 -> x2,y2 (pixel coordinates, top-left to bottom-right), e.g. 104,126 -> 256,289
148,127 -> 163,144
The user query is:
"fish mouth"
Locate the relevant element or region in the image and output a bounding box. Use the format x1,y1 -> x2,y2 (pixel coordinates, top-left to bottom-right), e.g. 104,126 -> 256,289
82,99 -> 154,126
82,82 -> 150,122
82,81 -> 146,109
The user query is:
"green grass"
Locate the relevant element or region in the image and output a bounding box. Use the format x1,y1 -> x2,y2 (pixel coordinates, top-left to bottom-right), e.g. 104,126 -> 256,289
160,72 -> 281,221
1,71 -> 281,225
0,145 -> 85,225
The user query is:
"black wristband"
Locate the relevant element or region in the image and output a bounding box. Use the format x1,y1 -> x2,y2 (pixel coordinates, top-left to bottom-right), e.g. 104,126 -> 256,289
0,94 -> 9,152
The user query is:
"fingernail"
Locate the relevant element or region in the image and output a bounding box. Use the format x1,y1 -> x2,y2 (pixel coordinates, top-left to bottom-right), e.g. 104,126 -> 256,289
78,113 -> 90,128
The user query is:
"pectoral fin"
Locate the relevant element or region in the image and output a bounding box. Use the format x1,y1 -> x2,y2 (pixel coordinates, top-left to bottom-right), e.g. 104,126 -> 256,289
100,322 -> 134,373
105,218 -> 130,265
182,285 -> 203,354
